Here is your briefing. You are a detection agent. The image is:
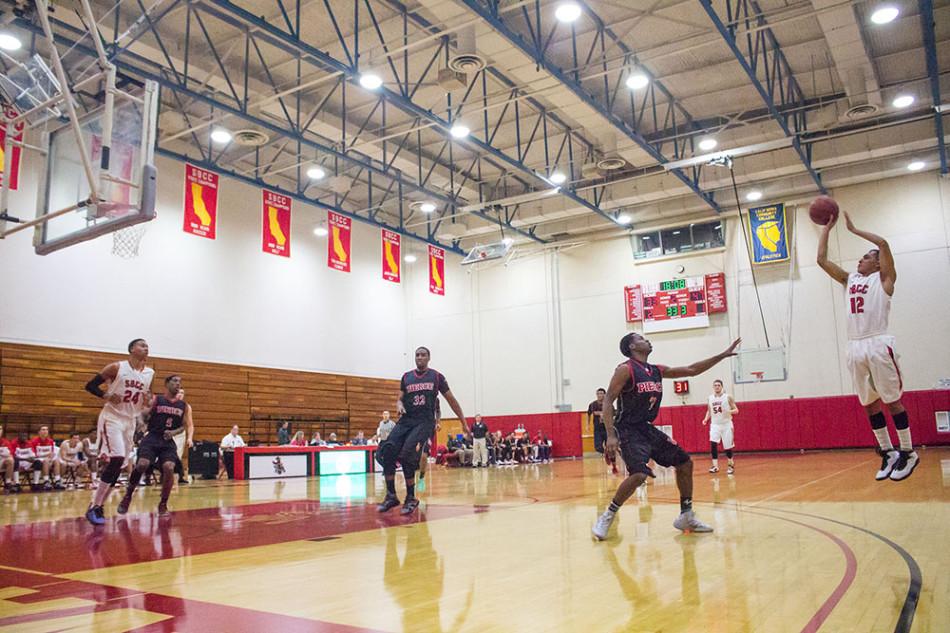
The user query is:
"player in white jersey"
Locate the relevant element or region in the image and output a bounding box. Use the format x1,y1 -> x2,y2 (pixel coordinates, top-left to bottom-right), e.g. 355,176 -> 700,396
58,433 -> 89,486
701,379 -> 739,474
83,338 -> 155,525
818,212 -> 918,481
0,424 -> 15,493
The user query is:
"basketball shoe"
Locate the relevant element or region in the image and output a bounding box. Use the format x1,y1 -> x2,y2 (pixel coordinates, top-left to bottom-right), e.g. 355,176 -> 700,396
888,451 -> 919,482
875,449 -> 900,481
592,510 -> 616,541
673,510 -> 713,533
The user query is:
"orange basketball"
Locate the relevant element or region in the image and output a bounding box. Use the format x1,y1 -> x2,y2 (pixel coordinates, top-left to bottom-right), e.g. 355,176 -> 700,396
809,195 -> 839,225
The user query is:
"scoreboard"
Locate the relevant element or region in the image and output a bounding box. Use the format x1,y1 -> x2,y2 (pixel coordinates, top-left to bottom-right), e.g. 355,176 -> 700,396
641,276 -> 709,333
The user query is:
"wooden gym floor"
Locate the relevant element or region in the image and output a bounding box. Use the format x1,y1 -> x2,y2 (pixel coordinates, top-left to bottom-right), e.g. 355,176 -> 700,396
0,448 -> 947,632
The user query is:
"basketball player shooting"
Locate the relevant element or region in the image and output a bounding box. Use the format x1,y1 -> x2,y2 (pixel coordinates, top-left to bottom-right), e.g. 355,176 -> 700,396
83,339 -> 155,525
593,333 -> 740,540
378,347 -> 468,516
817,211 -> 918,481
118,375 -> 192,516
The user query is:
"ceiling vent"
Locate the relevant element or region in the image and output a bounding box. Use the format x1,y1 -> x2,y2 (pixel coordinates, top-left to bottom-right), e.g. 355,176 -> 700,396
232,129 -> 270,146
449,27 -> 486,74
596,156 -> 627,172
595,130 -> 628,173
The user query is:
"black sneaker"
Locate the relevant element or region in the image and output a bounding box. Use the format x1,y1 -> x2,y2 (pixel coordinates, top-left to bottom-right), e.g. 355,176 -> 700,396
117,494 -> 132,515
157,502 -> 171,517
53,481 -> 66,490
43,481 -> 53,491
875,449 -> 900,481
377,494 -> 400,513
400,497 -> 420,515
889,451 -> 919,482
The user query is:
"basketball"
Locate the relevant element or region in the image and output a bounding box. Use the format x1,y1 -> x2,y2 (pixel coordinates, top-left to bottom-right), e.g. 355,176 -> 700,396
809,195 -> 839,225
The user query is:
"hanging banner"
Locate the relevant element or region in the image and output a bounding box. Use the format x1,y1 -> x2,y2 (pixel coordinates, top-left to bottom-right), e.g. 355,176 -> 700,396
624,285 -> 642,322
327,211 -> 351,272
428,245 -> 445,295
748,203 -> 789,264
262,190 -> 291,257
382,230 -> 401,283
183,164 -> 219,239
704,272 -> 727,313
0,105 -> 23,190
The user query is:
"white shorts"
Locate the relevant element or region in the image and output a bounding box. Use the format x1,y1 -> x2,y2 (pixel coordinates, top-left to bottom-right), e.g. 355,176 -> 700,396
847,335 -> 903,406
17,459 -> 36,472
709,422 -> 735,449
97,413 -> 135,459
174,433 -> 185,458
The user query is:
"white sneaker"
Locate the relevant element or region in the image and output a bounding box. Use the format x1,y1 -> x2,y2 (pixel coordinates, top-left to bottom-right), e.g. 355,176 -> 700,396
889,451 -> 919,482
708,466 -> 719,474
875,450 -> 900,481
727,464 -> 734,475
673,510 -> 713,533
592,511 -> 615,541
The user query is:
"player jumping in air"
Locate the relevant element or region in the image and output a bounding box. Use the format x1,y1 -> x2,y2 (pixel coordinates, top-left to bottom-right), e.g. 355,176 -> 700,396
593,333 -> 740,540
817,212 -> 918,481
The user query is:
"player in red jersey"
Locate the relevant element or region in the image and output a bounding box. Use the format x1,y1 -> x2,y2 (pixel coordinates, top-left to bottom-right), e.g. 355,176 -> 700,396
30,425 -> 64,490
0,424 -> 16,493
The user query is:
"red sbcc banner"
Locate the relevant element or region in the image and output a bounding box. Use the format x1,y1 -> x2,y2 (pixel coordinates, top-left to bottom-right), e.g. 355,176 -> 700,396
262,190 -> 291,257
382,230 -> 401,283
428,245 -> 445,295
183,164 -> 218,239
327,211 -> 351,272
0,105 -> 23,190
705,272 -> 727,313
624,285 -> 642,322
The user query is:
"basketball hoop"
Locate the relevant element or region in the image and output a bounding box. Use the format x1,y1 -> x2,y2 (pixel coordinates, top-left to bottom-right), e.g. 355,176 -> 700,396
112,224 -> 146,258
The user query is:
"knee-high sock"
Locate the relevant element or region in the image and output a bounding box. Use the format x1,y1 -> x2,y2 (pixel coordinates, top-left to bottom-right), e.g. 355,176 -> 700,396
892,411 -> 912,451
869,412 -> 893,450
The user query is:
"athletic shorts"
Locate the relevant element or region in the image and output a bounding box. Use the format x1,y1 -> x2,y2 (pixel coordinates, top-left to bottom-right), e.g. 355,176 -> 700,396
173,433 -> 186,458
97,413 -> 135,459
385,420 -> 436,469
16,459 -> 38,472
137,436 -> 181,467
617,423 -> 689,475
847,335 -> 903,406
709,422 -> 735,449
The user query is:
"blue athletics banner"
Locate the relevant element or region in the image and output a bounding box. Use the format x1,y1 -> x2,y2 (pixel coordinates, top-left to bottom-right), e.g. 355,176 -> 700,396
748,203 -> 789,264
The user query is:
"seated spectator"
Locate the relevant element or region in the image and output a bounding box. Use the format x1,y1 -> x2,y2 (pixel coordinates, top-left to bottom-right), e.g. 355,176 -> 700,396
326,433 -> 340,447
350,431 -> 368,446
13,432 -> 38,489
82,429 -> 99,488
535,430 -> 553,463
289,431 -> 308,447
0,424 -> 16,493
31,426 -> 64,490
220,425 -> 246,479
445,434 -> 469,467
57,433 -> 88,486
277,421 -> 291,445
309,432 -> 326,447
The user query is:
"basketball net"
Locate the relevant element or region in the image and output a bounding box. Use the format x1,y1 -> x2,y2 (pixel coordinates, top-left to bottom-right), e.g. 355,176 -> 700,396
112,224 -> 146,258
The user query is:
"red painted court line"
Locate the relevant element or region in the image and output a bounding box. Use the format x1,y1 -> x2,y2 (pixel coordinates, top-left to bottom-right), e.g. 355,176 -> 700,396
0,500 -> 477,574
0,567 -> 386,632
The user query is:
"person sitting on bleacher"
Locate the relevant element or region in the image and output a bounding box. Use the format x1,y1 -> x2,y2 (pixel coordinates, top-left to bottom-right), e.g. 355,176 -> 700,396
0,424 -> 16,493
326,433 -> 341,447
350,431 -> 368,445
308,431 -> 326,446
289,431 -> 308,447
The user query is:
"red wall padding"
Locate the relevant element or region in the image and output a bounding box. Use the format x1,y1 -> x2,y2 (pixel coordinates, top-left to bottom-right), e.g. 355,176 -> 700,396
476,412 -> 582,458
479,390 -> 950,457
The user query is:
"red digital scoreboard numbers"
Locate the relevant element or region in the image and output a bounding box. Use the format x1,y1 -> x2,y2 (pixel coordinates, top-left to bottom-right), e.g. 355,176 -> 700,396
673,380 -> 690,394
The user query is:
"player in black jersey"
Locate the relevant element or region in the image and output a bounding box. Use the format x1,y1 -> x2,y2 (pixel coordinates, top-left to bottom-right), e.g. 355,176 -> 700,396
378,347 -> 469,515
592,333 -> 740,540
117,375 -> 192,516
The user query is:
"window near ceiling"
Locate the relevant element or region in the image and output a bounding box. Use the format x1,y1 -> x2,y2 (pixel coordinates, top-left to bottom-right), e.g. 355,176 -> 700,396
632,220 -> 724,260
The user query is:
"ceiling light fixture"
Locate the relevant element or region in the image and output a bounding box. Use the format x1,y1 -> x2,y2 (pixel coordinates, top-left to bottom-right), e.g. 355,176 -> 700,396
313,226 -> 328,237
554,2 -> 582,23
616,213 -> 632,225
549,171 -> 567,185
210,128 -> 232,144
404,253 -> 418,263
698,137 -> 718,151
907,161 -> 925,171
307,166 -> 326,180
419,202 -> 437,213
625,72 -> 649,90
359,72 -> 383,90
870,5 -> 899,24
0,33 -> 22,51
892,94 -> 914,108
449,124 -> 470,139
746,190 -> 763,202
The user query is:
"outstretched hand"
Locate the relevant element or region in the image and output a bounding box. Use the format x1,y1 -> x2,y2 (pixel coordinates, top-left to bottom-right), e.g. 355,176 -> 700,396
722,338 -> 742,357
843,211 -> 856,233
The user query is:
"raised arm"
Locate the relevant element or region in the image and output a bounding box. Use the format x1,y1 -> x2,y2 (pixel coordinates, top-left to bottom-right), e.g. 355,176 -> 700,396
602,364 -> 630,459
442,389 -> 469,434
662,339 -> 741,379
843,212 -> 896,294
817,216 -> 848,285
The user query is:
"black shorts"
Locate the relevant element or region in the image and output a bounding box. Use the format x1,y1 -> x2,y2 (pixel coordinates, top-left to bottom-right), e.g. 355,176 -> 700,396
617,423 -> 689,475
385,420 -> 435,469
137,437 -> 180,467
